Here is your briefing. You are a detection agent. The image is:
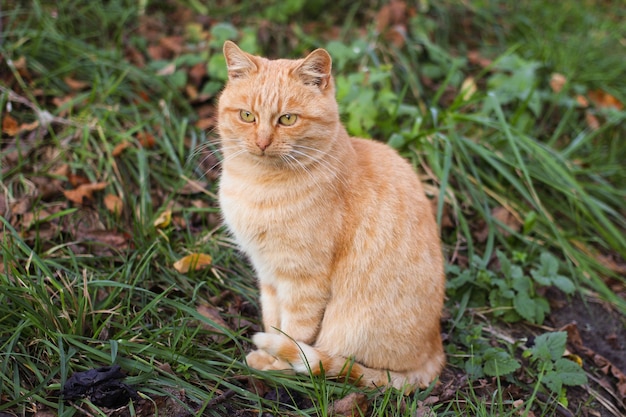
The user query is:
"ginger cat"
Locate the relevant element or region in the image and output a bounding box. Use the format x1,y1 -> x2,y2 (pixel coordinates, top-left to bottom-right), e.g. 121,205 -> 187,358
217,40 -> 445,390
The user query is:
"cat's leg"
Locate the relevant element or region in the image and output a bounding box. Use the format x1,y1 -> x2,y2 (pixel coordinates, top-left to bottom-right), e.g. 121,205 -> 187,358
275,278 -> 329,344
259,283 -> 280,333
246,282 -> 284,369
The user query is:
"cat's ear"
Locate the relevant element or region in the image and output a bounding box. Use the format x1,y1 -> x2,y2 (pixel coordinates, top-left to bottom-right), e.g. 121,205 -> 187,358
295,49 -> 332,90
223,41 -> 258,80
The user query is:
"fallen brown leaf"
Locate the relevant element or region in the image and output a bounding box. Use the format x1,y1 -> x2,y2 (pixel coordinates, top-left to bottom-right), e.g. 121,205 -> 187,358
467,50 -> 493,68
64,76 -> 89,91
63,182 -> 108,205
75,229 -> 132,254
112,140 -> 132,157
328,392 -> 369,417
549,73 -> 567,93
104,194 -> 123,215
492,206 -> 522,237
159,35 -> 184,55
196,304 -> 230,333
67,173 -> 91,188
588,89 -> 624,110
2,114 -> 20,136
137,131 -> 156,148
173,253 -> 212,273
585,110 -> 600,130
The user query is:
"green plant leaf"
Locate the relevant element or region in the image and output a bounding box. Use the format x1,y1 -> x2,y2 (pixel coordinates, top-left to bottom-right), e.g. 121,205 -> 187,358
531,332 -> 567,362
482,348 -> 521,377
554,358 -> 588,386
552,275 -> 576,294
513,292 -> 537,323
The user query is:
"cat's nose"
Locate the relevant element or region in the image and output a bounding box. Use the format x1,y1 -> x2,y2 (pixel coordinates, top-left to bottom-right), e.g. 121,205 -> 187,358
255,137 -> 272,151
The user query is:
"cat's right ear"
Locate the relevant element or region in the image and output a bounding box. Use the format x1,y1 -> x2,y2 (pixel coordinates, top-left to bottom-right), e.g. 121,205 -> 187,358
223,41 -> 258,80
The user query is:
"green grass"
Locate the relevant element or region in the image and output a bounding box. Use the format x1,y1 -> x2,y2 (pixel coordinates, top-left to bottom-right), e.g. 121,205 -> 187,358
1,0 -> 625,415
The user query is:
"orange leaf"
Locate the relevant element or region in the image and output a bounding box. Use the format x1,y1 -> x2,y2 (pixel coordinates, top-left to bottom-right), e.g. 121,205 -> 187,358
19,120 -> 40,132
2,114 -> 20,136
68,173 -> 91,188
112,140 -> 132,157
63,182 -> 107,204
137,131 -> 156,148
64,76 -> 89,91
549,73 -> 567,93
173,253 -> 212,273
104,194 -> 123,215
588,89 -> 624,110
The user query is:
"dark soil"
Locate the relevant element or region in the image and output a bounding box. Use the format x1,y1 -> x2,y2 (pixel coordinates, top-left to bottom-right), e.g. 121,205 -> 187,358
549,295 -> 626,374
548,292 -> 626,416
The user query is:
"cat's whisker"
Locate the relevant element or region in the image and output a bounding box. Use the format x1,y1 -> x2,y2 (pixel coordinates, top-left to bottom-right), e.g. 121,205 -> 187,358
289,148 -> 347,192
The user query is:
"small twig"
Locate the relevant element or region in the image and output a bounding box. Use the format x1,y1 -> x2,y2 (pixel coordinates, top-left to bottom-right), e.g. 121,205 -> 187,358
205,388 -> 236,409
0,85 -> 92,130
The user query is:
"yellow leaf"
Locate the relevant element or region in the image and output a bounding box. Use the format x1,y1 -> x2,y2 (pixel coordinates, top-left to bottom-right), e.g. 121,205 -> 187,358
460,76 -> 477,101
153,210 -> 172,229
173,253 -> 212,273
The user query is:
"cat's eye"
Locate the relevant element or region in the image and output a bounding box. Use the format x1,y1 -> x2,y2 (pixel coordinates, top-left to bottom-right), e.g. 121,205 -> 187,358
239,110 -> 256,123
278,114 -> 297,126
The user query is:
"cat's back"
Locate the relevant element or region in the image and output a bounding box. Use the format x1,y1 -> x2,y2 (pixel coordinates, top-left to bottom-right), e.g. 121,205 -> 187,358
345,136 -> 431,210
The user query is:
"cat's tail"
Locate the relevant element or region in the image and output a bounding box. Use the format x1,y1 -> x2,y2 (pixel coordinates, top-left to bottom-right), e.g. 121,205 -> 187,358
250,333 -> 437,391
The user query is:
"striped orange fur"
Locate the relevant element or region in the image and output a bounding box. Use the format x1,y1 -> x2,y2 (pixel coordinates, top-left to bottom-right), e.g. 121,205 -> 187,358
217,41 -> 446,391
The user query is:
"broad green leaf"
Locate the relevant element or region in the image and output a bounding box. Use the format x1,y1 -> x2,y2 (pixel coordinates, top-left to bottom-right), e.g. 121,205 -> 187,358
514,292 -> 537,323
542,371 -> 564,393
553,275 -> 576,294
531,332 -> 567,362
482,348 -> 521,377
554,358 -> 588,386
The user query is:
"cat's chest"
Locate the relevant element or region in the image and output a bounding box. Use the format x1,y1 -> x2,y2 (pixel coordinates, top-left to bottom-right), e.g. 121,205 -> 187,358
219,173 -> 320,247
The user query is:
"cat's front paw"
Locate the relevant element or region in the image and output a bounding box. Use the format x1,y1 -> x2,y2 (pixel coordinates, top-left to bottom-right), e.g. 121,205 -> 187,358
246,349 -> 292,372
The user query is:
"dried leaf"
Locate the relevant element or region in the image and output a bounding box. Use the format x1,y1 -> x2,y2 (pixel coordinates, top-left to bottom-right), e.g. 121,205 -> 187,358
460,76 -> 477,101
104,194 -> 123,215
76,229 -> 132,253
196,304 -> 230,333
153,209 -> 172,229
64,76 -> 89,91
467,50 -> 493,68
576,95 -> 589,107
63,182 -> 108,205
173,253 -> 212,273
549,73 -> 567,93
2,114 -> 20,136
157,62 -> 176,76
112,140 -> 132,157
328,392 -> 368,417
137,131 -> 156,148
188,62 -> 207,86
585,110 -> 600,130
67,173 -> 91,188
588,89 -> 624,110
492,206 -> 521,237
160,36 -> 184,54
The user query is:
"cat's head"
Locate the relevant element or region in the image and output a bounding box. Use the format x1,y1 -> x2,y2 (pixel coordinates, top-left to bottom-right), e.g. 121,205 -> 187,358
218,41 -> 340,168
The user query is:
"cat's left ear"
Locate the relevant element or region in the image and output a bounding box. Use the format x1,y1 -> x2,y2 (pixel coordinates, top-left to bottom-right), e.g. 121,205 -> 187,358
223,40 -> 258,80
295,49 -> 332,90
